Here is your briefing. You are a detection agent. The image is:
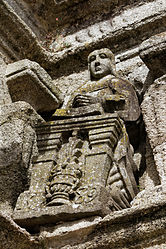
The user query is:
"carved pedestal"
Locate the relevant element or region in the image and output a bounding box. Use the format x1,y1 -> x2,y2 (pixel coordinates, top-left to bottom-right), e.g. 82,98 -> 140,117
13,114 -> 124,229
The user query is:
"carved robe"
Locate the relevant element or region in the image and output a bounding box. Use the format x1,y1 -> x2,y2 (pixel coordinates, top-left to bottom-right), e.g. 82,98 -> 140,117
64,74 -> 140,209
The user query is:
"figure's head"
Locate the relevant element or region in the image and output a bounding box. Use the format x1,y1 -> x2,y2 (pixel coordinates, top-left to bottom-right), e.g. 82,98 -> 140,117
88,48 -> 117,80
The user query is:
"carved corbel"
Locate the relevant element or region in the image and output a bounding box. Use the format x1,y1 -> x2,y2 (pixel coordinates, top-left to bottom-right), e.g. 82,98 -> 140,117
5,59 -> 63,113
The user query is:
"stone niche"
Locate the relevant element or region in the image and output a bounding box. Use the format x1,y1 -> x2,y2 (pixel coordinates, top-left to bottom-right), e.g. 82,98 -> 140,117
1,1 -> 166,249
12,48 -> 141,235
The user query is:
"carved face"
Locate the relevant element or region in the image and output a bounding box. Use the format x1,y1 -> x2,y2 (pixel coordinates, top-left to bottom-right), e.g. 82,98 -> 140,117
88,48 -> 116,79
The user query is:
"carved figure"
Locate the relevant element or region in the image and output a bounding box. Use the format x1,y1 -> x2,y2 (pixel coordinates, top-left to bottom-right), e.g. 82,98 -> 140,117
52,48 -> 140,210
66,48 -> 140,121
14,49 -> 141,227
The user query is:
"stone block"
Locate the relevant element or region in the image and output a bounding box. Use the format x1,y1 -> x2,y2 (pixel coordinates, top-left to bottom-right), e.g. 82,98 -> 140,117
141,74 -> 166,187
0,101 -> 43,214
139,31 -> 166,79
13,114 -> 138,229
6,59 -> 63,113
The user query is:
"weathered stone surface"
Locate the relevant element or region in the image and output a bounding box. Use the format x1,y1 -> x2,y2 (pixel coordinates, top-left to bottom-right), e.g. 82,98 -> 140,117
140,138 -> 160,191
13,49 -> 140,231
35,198 -> 166,249
0,211 -> 38,249
13,114 -> 123,228
8,198 -> 166,249
141,75 -> 166,188
53,54 -> 149,104
0,101 -> 43,214
56,199 -> 166,249
132,185 -> 165,207
39,216 -> 102,249
140,31 -> 166,79
1,0 -> 166,248
14,200 -> 109,230
4,199 -> 166,249
0,0 -> 42,63
6,59 -> 63,113
0,54 -> 11,105
0,0 -> 165,81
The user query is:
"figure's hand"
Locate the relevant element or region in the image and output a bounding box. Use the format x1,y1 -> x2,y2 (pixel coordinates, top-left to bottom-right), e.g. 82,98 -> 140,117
72,94 -> 97,108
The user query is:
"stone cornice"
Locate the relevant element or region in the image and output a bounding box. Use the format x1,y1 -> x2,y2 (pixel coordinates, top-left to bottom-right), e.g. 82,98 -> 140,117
1,0 -> 166,79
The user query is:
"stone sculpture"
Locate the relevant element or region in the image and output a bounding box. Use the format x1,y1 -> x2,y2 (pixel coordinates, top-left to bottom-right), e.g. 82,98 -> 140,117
63,48 -> 140,120
48,48 -> 140,210
14,49 -> 141,228
45,135 -> 83,206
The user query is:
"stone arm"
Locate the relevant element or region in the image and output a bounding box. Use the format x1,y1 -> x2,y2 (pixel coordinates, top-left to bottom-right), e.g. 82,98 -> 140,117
107,78 -> 141,122
72,94 -> 98,107
72,92 -> 126,109
101,93 -> 126,114
69,77 -> 140,122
